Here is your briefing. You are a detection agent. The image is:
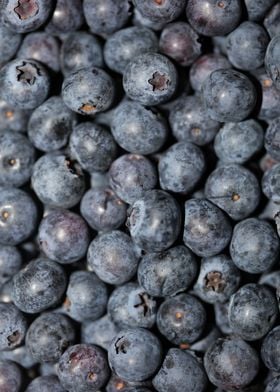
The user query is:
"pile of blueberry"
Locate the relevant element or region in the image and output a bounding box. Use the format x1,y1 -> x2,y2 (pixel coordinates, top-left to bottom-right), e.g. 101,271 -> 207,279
1,0 -> 280,391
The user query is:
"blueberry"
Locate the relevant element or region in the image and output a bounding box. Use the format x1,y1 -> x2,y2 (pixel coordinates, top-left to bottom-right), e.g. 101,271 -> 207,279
81,187 -> 127,232
228,283 -> 278,341
244,0 -> 277,21
63,271 -> 108,323
214,301 -> 232,335
58,344 -> 110,392
158,141 -> 205,194
264,3 -> 280,38
266,376 -> 280,392
214,120 -> 264,164
0,360 -> 22,392
0,130 -> 35,187
32,153 -> 85,208
169,94 -> 221,146
265,35 -> 280,90
0,279 -> 14,304
261,326 -> 280,372
0,59 -> 50,110
127,190 -> 182,252
0,187 -> 38,245
0,245 -> 22,287
104,27 -> 159,74
230,218 -> 280,273
205,164 -> 261,220
109,154 -> 157,204
265,117 -> 280,160
111,101 -> 168,155
83,0 -> 131,36
137,245 -> 197,297
0,98 -> 30,133
26,375 -> 66,392
108,282 -> 157,329
194,254 -> 241,304
106,374 -> 152,392
62,67 -> 115,115
159,22 -> 201,67
133,7 -> 166,32
152,348 -> 208,392
45,0 -> 84,35
108,328 -> 162,382
60,32 -> 103,75
262,163 -> 280,203
227,22 -> 269,71
204,337 -> 259,390
2,0 -> 54,33
12,257 -> 67,313
28,96 -> 77,152
70,122 -> 117,173
123,52 -> 178,106
157,293 -> 206,345
186,0 -> 242,36
87,230 -> 139,285
259,270 -> 280,289
183,199 -> 232,257
0,302 -> 27,350
38,209 -> 90,264
0,345 -> 37,369
190,53 -> 231,92
0,22 -> 22,65
202,69 -> 257,122
253,69 -> 280,121
133,0 -> 186,23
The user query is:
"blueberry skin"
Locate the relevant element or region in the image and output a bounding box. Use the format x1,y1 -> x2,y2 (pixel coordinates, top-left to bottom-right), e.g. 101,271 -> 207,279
123,52 -> 178,106
0,187 -> 38,245
186,0 -> 242,37
137,245 -> 197,297
0,360 -> 22,392
0,22 -> 22,65
152,348 -> 208,392
214,120 -> 264,164
109,154 -> 157,205
133,0 -> 186,23
261,326 -> 280,372
0,245 -> 22,287
254,69 -> 280,121
133,8 -> 166,32
227,22 -> 269,71
244,0 -> 277,21
70,122 -> 117,173
228,283 -> 278,341
158,141 -> 205,194
127,190 -> 182,252
265,117 -> 280,161
62,67 -> 115,115
0,130 -> 35,187
111,101 -> 168,155
58,344 -> 110,392
157,293 -> 206,345
2,0 -> 54,33
266,376 -> 280,392
87,230 -> 139,285
32,153 -> 85,208
81,187 -> 127,232
81,314 -> 120,351
45,0 -> 84,35
202,69 -> 257,122
0,98 -> 30,133
264,3 -> 280,39
108,328 -> 162,382
104,27 -> 159,74
60,32 -> 103,75
205,164 -> 261,220
108,282 -> 157,329
204,337 -> 259,390
262,163 -> 280,203
26,375 -> 66,392
159,22 -> 201,67
106,374 -> 152,392
0,303 -> 27,350
183,199 -> 232,257
28,96 -> 77,152
265,35 -> 280,90
194,254 -> 241,304
12,257 -> 67,314
83,0 -> 131,36
0,345 -> 37,369
63,271 -> 108,323
190,54 -> 231,92
38,209 -> 90,264
0,59 -> 50,110
169,94 -> 221,146
230,218 -> 280,274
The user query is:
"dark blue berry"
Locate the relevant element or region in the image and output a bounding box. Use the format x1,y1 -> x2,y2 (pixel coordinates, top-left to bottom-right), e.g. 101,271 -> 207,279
261,326 -> 280,372
45,0 -> 84,35
0,359 -> 22,392
244,0 -> 277,21
262,163 -> 280,203
0,302 -> 27,350
265,35 -> 280,90
265,117 -> 280,161
0,98 -> 30,133
26,375 -> 66,392
0,22 -> 22,65
264,3 -> 280,38
0,245 -> 22,287
134,0 -> 186,23
266,376 -> 280,392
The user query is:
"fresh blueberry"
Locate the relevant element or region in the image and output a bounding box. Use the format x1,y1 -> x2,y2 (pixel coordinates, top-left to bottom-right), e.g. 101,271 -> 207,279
0,187 -> 38,245
0,245 -> 22,287
32,153 -> 85,208
26,375 -> 66,392
0,302 -> 27,350
127,189 -> 182,252
133,0 -> 186,23
244,0 -> 277,21
261,326 -> 280,372
0,22 -> 22,65
123,52 -> 178,106
108,328 -> 162,382
132,7 -> 166,32
45,0 -> 84,35
106,373 -> 152,392
254,69 -> 280,121
262,163 -> 280,203
0,279 -> 14,304
0,98 -> 30,133
264,3 -> 280,38
0,360 -> 22,392
265,117 -> 280,161
202,69 -> 257,122
228,283 -> 278,341
230,218 -> 280,273
266,376 -> 280,392
183,199 -> 232,257
12,257 -> 67,313
87,230 -> 139,285
265,35 -> 280,90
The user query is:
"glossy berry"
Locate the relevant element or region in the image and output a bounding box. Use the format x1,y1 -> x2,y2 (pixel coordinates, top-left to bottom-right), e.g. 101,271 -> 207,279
0,245 -> 22,287
0,22 -> 22,65
261,326 -> 280,372
262,163 -> 280,203
0,360 -> 22,392
45,0 -> 84,35
134,0 -> 186,23
25,375 -> 66,392
265,35 -> 280,90
0,303 -> 27,350
265,117 -> 280,161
